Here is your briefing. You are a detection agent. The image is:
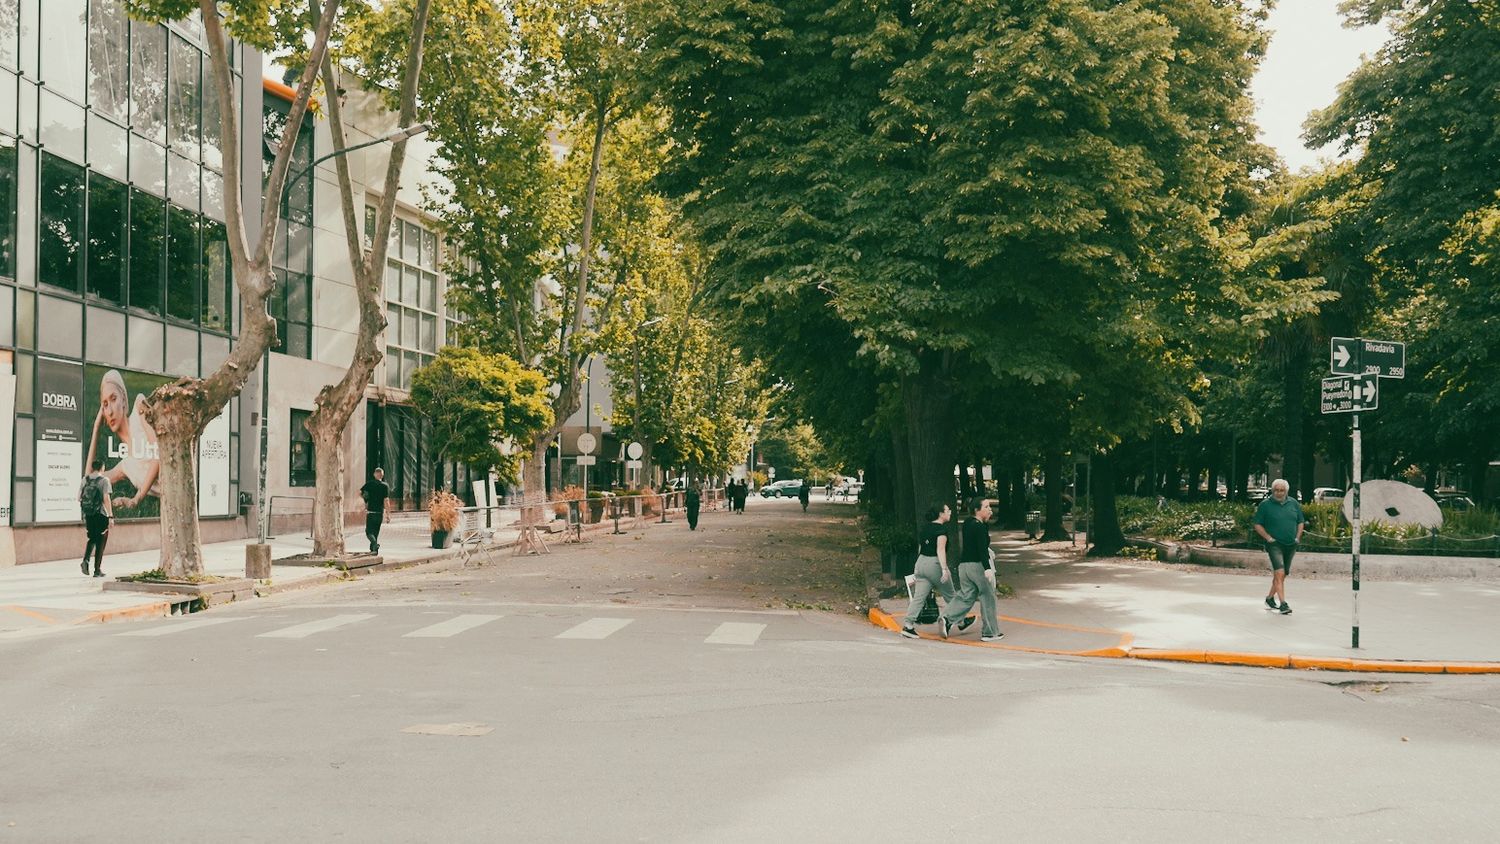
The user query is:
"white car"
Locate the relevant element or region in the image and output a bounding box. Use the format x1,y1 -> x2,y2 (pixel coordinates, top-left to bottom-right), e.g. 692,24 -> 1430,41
1312,487 -> 1345,504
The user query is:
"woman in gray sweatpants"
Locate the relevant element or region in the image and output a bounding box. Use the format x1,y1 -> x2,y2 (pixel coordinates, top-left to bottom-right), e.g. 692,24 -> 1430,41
901,503 -> 955,638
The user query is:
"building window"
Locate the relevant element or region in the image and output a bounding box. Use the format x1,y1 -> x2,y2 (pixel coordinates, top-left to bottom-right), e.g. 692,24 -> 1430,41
289,409 -> 315,487
385,220 -> 439,390
166,204 -> 200,322
39,152 -> 86,293
129,188 -> 165,314
86,173 -> 127,304
264,98 -> 313,358
0,136 -> 16,279
201,220 -> 230,331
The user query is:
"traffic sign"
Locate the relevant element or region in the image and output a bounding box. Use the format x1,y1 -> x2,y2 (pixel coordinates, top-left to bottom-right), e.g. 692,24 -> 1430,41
626,459 -> 642,469
626,442 -> 643,460
1321,375 -> 1379,414
1330,337 -> 1405,379
576,433 -> 597,454
576,455 -> 596,466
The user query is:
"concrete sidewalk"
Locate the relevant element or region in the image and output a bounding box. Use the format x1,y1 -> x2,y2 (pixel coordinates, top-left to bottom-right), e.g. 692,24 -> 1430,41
0,517 -> 523,635
876,534 -> 1500,671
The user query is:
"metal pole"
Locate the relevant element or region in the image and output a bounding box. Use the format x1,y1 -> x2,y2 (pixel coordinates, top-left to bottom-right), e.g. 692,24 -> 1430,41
256,349 -> 271,543
1351,411 -> 1362,649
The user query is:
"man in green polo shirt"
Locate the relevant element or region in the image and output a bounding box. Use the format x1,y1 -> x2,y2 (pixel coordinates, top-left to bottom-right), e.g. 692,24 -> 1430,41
1252,479 -> 1305,615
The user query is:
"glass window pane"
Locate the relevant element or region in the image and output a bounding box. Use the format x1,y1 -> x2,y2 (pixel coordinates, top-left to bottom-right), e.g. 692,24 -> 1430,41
364,205 -> 376,243
87,114 -> 128,182
88,0 -> 131,124
420,313 -> 435,352
130,134 -> 166,196
200,65 -> 222,170
40,0 -> 87,102
39,89 -> 85,163
166,204 -> 199,322
0,2 -> 17,69
16,287 -> 33,348
14,417 -> 32,473
286,322 -> 310,359
421,272 -> 437,312
422,229 -> 436,269
17,77 -> 35,142
402,309 -> 417,350
130,23 -> 167,143
0,72 -> 15,136
286,220 -> 310,273
86,173 -> 127,304
0,285 -> 10,346
0,136 -> 15,279
168,35 -> 200,159
385,304 -> 400,346
385,261 -> 400,302
38,295 -> 83,358
201,221 -> 229,331
201,168 -> 223,221
402,350 -> 417,391
126,314 -> 163,371
14,352 -> 31,413
403,222 -> 420,264
38,152 -> 85,293
128,189 -> 165,314
385,350 -> 401,388
287,271 -> 309,324
268,268 -> 286,322
168,152 -> 199,209
85,305 -> 126,365
403,265 -> 419,306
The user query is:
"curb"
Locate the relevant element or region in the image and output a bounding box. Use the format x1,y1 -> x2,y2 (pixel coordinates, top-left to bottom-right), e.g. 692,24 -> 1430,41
867,608 -> 1500,674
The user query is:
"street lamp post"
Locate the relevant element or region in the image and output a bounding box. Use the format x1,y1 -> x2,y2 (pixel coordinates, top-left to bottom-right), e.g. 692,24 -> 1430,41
254,123 -> 429,546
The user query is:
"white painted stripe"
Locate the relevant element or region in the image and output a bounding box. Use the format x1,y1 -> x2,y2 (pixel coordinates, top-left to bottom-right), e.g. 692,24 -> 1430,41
402,614 -> 502,638
705,622 -> 766,646
117,617 -> 248,637
555,617 -> 633,640
257,613 -> 375,639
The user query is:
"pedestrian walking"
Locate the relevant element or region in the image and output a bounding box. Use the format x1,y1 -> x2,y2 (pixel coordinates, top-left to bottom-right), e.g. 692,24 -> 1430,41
1252,478 -> 1304,614
361,467 -> 390,554
938,497 -> 1003,642
901,503 -> 956,639
825,477 -> 834,500
685,484 -> 702,530
798,479 -> 811,513
734,479 -> 748,514
79,459 -> 113,578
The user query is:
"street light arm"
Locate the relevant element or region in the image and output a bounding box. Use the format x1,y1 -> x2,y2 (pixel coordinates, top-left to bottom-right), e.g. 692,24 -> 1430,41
284,124 -> 430,195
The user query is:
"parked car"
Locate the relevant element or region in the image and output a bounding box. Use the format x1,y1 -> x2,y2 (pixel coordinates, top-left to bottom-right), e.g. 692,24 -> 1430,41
760,479 -> 804,498
1312,487 -> 1345,504
1435,491 -> 1476,511
837,481 -> 864,499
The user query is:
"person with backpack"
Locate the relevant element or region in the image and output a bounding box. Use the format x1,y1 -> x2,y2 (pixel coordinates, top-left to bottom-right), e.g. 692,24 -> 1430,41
79,459 -> 114,578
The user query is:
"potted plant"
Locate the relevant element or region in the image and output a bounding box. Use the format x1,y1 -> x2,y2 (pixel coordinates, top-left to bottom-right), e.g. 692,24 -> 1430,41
587,490 -> 608,523
429,490 -> 463,549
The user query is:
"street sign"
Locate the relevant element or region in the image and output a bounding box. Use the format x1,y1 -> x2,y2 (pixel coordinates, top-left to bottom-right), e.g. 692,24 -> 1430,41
576,433 -> 597,455
576,455 -> 596,466
626,459 -> 642,469
1321,375 -> 1379,414
627,442 -> 643,460
768,467 -> 776,478
1330,337 -> 1406,379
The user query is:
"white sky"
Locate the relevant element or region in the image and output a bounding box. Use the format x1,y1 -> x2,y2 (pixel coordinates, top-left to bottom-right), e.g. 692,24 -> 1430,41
1252,2 -> 1392,171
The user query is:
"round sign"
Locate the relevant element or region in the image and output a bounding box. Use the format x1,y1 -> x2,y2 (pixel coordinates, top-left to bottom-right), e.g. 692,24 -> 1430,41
576,433 -> 597,455
627,442 -> 644,460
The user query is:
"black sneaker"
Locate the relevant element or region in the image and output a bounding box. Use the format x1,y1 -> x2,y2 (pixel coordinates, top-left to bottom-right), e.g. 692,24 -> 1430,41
981,632 -> 1005,642
900,626 -> 919,639
92,570 -> 104,578
1279,602 -> 1292,615
956,616 -> 977,633
937,617 -> 951,639
1265,596 -> 1278,611
82,560 -> 90,576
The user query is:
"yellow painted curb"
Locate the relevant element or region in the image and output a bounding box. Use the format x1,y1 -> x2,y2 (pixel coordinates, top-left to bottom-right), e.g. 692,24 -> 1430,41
868,608 -> 1500,674
80,601 -> 173,625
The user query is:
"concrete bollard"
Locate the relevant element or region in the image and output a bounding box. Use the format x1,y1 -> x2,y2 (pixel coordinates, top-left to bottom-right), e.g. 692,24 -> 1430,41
246,544 -> 272,580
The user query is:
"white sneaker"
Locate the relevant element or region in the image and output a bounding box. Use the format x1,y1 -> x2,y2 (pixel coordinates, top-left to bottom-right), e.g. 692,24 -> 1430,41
981,632 -> 1005,642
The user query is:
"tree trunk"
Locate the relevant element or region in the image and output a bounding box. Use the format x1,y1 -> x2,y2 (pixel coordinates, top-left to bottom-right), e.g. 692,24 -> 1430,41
1042,447 -> 1068,540
889,424 -> 914,528
1087,451 -> 1125,556
900,360 -> 956,523
306,0 -> 430,556
1007,466 -> 1027,530
154,413 -> 204,577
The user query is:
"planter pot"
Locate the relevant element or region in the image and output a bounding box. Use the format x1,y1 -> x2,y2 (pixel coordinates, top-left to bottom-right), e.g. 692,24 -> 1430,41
588,501 -> 605,522
432,530 -> 454,549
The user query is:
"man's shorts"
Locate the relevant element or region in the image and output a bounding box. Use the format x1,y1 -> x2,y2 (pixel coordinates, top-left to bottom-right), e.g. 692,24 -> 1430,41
1266,541 -> 1297,573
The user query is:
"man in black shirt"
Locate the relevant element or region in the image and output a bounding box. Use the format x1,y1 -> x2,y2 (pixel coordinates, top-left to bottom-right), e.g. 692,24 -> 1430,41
938,497 -> 1004,642
360,467 -> 389,554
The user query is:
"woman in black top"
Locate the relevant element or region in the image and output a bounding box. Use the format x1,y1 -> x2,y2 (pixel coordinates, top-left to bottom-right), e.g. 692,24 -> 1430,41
938,497 -> 1003,641
901,503 -> 956,638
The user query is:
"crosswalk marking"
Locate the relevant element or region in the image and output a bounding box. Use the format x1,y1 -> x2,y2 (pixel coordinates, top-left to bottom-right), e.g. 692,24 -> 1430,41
704,622 -> 765,646
555,617 -> 633,640
257,613 -> 375,639
402,614 -> 502,639
117,617 -> 247,637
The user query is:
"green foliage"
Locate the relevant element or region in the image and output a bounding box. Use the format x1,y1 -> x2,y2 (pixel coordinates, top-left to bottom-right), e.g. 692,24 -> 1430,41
1115,496 -> 1253,542
409,347 -> 551,481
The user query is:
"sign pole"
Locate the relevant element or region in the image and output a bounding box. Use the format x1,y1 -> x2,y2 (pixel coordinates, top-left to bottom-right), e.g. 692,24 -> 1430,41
1351,411 -> 1361,649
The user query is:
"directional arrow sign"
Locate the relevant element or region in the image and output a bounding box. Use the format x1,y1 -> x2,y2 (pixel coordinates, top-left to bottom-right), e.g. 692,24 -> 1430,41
1331,337 -> 1406,378
1321,375 -> 1379,414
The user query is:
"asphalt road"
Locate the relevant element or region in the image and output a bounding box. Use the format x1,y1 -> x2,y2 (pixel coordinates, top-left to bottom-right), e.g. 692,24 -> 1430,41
5,500 -> 1500,842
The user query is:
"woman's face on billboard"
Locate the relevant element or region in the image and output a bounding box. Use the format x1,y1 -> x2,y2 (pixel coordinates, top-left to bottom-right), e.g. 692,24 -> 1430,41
101,381 -> 128,432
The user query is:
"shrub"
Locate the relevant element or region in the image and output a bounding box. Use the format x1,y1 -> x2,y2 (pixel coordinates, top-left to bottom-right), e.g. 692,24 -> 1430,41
551,485 -> 585,518
428,490 -> 463,532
